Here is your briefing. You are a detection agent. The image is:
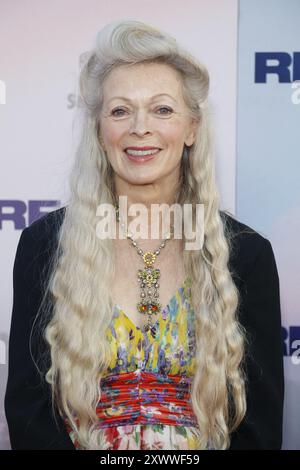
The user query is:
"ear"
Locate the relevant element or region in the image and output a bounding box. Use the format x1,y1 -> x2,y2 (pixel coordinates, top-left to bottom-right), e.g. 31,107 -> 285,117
185,119 -> 198,147
185,133 -> 195,147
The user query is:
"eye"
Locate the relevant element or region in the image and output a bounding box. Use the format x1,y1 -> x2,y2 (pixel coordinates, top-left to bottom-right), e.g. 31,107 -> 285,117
110,106 -> 173,117
156,106 -> 173,115
111,107 -> 127,117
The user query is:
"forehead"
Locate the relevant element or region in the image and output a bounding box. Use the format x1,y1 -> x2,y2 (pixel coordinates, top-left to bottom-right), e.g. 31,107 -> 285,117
102,62 -> 184,101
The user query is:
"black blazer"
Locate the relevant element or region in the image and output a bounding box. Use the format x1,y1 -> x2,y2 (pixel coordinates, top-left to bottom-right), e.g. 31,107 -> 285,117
4,207 -> 284,450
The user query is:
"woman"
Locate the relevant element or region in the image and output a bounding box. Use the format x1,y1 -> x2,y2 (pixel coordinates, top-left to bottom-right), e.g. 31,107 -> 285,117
5,20 -> 284,450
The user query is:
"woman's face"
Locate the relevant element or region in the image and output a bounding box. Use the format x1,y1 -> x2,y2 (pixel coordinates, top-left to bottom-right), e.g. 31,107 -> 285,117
99,62 -> 197,189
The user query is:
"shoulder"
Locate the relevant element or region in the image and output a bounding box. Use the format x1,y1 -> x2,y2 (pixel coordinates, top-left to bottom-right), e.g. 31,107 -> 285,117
24,206 -> 66,244
18,206 -> 66,255
14,206 -> 66,284
219,210 -> 276,287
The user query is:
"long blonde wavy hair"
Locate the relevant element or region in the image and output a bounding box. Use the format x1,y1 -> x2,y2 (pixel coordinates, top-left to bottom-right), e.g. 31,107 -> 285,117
31,19 -> 247,450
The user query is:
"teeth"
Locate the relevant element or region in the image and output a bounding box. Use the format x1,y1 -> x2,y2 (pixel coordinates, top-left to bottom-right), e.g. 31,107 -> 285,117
125,149 -> 160,156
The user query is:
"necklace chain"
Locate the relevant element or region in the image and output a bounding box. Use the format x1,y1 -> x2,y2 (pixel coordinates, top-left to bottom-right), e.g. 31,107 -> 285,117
115,205 -> 174,338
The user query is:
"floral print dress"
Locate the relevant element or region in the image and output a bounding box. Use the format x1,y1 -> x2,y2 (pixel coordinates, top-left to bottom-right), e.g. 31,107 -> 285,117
64,277 -> 202,450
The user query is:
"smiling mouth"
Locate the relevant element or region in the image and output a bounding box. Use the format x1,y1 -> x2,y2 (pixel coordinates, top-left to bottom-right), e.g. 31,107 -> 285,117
124,148 -> 161,162
124,148 -> 162,155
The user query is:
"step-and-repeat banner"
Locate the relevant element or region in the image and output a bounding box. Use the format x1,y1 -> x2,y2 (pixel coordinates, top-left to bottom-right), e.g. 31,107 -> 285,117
0,0 -> 298,450
236,0 -> 300,450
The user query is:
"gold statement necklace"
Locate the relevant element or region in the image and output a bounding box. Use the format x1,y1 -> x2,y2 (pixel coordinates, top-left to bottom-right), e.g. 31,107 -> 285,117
115,205 -> 174,338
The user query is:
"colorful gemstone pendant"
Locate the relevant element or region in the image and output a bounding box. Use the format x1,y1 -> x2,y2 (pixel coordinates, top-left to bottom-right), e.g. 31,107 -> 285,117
137,265 -> 161,335
115,204 -> 173,339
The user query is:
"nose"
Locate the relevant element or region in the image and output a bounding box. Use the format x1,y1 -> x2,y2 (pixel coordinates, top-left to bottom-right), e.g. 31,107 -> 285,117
129,109 -> 152,136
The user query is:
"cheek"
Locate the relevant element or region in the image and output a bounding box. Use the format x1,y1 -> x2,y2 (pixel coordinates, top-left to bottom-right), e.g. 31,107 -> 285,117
160,121 -> 186,145
101,122 -> 125,145
107,129 -> 122,146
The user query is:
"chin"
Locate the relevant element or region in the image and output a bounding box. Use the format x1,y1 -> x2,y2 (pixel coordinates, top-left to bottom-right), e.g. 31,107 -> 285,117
127,175 -> 160,185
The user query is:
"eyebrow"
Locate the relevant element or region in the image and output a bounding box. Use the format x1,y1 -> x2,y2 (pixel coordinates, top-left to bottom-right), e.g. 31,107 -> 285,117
107,93 -> 178,104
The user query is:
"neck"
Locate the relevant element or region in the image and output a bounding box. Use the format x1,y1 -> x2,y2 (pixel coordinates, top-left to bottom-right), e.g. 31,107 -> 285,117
115,177 -> 179,208
114,175 -> 181,241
